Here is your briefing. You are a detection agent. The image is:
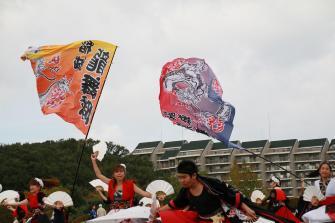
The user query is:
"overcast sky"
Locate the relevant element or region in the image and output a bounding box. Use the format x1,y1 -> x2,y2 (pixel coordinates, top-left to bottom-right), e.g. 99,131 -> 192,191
0,0 -> 334,151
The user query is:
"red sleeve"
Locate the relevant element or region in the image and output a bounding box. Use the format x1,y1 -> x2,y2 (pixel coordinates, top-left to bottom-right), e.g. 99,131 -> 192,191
12,209 -> 17,217
235,192 -> 241,208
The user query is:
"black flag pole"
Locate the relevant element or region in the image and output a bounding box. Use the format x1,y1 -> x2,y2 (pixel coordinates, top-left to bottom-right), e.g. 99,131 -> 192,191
70,46 -> 118,199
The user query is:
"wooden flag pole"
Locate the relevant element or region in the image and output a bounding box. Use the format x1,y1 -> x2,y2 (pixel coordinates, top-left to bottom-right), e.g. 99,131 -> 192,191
70,46 -> 118,199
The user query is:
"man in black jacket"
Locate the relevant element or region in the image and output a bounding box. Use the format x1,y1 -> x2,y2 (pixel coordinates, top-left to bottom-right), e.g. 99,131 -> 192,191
157,160 -> 256,222
156,160 -> 295,223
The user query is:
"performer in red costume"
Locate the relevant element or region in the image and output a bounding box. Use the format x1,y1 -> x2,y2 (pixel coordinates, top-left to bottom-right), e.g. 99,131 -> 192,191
91,152 -> 151,211
3,178 -> 53,223
266,176 -> 300,223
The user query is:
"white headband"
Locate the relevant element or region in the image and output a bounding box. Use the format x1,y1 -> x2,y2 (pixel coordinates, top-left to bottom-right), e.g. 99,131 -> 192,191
270,176 -> 280,184
120,164 -> 126,169
35,178 -> 44,188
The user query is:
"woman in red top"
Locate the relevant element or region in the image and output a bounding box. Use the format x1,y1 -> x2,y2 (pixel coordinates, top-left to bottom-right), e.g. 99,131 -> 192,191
91,152 -> 151,210
4,178 -> 54,223
6,191 -> 29,223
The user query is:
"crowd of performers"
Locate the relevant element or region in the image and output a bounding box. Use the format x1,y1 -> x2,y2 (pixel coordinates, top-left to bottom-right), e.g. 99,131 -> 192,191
90,152 -> 335,223
1,154 -> 334,223
0,178 -> 67,223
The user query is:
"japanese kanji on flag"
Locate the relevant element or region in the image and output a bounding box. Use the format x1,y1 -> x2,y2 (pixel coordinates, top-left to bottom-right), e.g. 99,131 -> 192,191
159,58 -> 235,144
21,40 -> 117,135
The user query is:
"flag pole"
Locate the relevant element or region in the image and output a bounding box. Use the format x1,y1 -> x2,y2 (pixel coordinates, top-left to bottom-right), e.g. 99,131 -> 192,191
70,46 -> 118,199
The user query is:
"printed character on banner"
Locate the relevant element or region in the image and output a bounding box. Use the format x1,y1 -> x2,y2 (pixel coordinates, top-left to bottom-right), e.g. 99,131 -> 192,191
163,112 -> 176,121
81,74 -> 100,99
178,114 -> 191,126
86,49 -> 109,74
79,95 -> 93,125
73,56 -> 85,71
79,41 -> 94,54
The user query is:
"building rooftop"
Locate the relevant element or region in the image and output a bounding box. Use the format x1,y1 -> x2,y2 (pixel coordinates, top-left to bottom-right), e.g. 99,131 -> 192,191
241,140 -> 268,149
160,149 -> 180,160
164,140 -> 187,148
270,139 -> 297,148
211,141 -> 239,150
330,139 -> 335,147
298,138 -> 327,148
135,141 -> 161,150
180,140 -> 211,151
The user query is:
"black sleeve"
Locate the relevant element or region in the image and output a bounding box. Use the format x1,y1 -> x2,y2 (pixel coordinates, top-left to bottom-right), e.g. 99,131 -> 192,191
220,182 -> 245,208
103,197 -> 111,204
168,188 -> 189,209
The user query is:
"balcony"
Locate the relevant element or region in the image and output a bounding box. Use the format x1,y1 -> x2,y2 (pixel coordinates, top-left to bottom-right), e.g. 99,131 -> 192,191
158,166 -> 176,170
266,147 -> 291,154
205,157 -> 230,165
177,150 -> 203,158
294,147 -> 322,154
155,148 -> 165,155
294,153 -> 321,162
235,157 -> 260,163
207,165 -> 231,173
263,154 -> 290,162
266,172 -> 291,179
132,148 -> 154,155
206,150 -> 231,157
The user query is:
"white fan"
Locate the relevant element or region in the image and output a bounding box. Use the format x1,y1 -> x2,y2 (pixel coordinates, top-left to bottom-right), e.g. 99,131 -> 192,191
146,180 -> 174,196
44,191 -> 73,207
89,179 -> 108,192
88,206 -> 150,222
303,186 -> 325,202
139,197 -> 160,207
250,190 -> 265,203
0,190 -> 19,203
93,141 -> 108,161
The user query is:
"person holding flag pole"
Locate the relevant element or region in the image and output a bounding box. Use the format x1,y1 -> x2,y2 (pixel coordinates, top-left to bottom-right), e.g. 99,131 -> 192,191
158,57 -> 300,222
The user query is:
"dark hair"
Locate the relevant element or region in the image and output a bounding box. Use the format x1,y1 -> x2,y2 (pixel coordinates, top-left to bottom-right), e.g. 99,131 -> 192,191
29,179 -> 41,187
307,161 -> 332,178
29,178 -> 59,188
177,160 -> 198,175
112,164 -> 126,174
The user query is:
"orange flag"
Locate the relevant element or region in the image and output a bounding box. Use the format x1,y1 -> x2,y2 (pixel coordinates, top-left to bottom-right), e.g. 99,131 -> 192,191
22,40 -> 117,135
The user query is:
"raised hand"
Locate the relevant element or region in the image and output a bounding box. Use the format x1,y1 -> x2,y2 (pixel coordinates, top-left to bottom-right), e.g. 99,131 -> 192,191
91,152 -> 99,161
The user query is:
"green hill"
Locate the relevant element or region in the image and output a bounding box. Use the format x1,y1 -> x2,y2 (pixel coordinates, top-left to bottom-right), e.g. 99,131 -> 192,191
0,139 -> 171,222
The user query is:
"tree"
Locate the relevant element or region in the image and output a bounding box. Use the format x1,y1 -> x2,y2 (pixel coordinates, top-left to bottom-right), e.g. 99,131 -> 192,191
0,139 -> 173,222
229,160 -> 262,197
106,141 -> 129,157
